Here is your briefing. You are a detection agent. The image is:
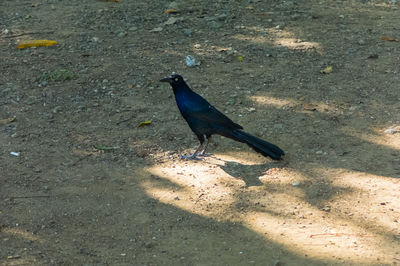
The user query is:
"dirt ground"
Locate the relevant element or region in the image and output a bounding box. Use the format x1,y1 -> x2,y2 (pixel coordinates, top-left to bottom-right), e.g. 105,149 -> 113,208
1,0 -> 400,265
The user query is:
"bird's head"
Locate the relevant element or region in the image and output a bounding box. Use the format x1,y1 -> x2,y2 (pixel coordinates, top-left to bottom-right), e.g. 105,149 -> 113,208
160,74 -> 185,85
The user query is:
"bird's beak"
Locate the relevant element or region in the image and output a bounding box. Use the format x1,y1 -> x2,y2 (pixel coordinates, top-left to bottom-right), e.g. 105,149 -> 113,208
160,77 -> 172,83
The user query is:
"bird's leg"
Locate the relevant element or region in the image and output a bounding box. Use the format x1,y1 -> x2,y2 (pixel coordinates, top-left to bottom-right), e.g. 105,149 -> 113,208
180,143 -> 204,160
180,135 -> 205,160
198,135 -> 212,157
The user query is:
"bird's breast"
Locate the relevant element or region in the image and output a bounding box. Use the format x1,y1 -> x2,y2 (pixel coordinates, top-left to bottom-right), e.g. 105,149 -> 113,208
174,93 -> 188,113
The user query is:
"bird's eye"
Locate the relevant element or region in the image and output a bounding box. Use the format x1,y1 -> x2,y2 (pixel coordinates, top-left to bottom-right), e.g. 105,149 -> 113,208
175,78 -> 178,81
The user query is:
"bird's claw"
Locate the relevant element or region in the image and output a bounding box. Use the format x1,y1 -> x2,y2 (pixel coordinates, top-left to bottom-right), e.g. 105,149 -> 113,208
197,152 -> 213,157
180,154 -> 203,160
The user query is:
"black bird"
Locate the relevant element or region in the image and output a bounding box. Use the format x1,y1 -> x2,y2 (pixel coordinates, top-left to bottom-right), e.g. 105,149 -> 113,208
160,74 -> 285,160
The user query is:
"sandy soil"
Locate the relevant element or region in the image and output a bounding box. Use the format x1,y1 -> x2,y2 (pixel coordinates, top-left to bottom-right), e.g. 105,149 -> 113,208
1,0 -> 399,265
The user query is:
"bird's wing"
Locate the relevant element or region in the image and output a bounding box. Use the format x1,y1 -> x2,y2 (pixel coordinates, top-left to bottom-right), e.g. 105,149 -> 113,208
183,96 -> 243,130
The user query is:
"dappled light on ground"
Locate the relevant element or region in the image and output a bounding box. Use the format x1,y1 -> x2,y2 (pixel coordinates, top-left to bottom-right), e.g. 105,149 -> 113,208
2,0 -> 400,264
249,95 -> 296,109
249,95 -> 343,115
342,127 -> 400,150
142,154 -> 400,265
232,26 -> 322,53
2,227 -> 40,242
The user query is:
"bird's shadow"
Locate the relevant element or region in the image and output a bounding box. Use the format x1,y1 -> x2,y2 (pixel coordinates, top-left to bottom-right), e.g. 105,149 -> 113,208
216,158 -> 284,187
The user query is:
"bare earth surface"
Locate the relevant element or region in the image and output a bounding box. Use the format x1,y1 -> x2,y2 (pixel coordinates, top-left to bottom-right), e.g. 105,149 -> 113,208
1,0 -> 400,265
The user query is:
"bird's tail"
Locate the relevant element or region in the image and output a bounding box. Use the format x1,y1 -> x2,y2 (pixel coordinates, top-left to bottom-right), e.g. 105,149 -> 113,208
229,130 -> 285,160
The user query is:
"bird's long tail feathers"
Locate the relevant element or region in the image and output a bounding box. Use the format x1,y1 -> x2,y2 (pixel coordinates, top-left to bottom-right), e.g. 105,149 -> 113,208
229,130 -> 285,160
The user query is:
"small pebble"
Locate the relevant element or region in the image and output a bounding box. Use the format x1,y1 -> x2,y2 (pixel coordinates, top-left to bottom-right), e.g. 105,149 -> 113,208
117,31 -> 127,38
384,126 -> 400,134
185,55 -> 200,67
10,152 -> 20,157
164,17 -> 178,25
207,20 -> 222,29
150,27 -> 163,32
322,206 -> 331,212
292,181 -> 300,187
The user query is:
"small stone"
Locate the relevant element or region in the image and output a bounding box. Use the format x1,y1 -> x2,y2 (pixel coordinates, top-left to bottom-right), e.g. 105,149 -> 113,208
52,106 -> 62,113
117,31 -> 127,37
165,17 -> 179,25
185,55 -> 200,67
384,126 -> 400,134
39,81 -> 48,87
273,124 -> 283,130
207,20 -> 222,29
129,26 -> 138,31
316,150 -> 323,155
292,181 -> 300,187
150,27 -> 163,32
322,206 -> 331,212
183,29 -> 192,36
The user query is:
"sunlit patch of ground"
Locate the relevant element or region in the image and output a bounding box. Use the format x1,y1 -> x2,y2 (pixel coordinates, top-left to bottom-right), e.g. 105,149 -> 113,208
142,152 -> 400,264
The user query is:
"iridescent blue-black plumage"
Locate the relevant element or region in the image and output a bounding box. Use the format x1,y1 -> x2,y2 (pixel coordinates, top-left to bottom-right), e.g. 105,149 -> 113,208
160,74 -> 284,160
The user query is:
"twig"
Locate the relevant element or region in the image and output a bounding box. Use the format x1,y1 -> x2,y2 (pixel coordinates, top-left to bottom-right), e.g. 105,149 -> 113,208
8,195 -> 50,199
195,193 -> 205,204
70,154 -> 92,166
116,115 -> 134,125
4,30 -> 55,38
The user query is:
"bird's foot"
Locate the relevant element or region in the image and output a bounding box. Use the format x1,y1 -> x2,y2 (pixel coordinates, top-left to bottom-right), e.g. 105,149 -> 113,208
180,154 -> 203,160
197,152 -> 213,157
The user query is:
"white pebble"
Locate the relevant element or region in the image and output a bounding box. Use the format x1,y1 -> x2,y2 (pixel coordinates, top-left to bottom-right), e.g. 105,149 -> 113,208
292,181 -> 300,187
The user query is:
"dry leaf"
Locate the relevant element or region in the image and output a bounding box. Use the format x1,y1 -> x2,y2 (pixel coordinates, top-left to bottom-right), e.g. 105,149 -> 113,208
138,120 -> 152,127
0,117 -> 15,125
320,66 -> 333,74
150,27 -> 163,32
164,8 -> 178,14
381,35 -> 399,42
164,17 -> 178,25
17,40 -> 58,49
